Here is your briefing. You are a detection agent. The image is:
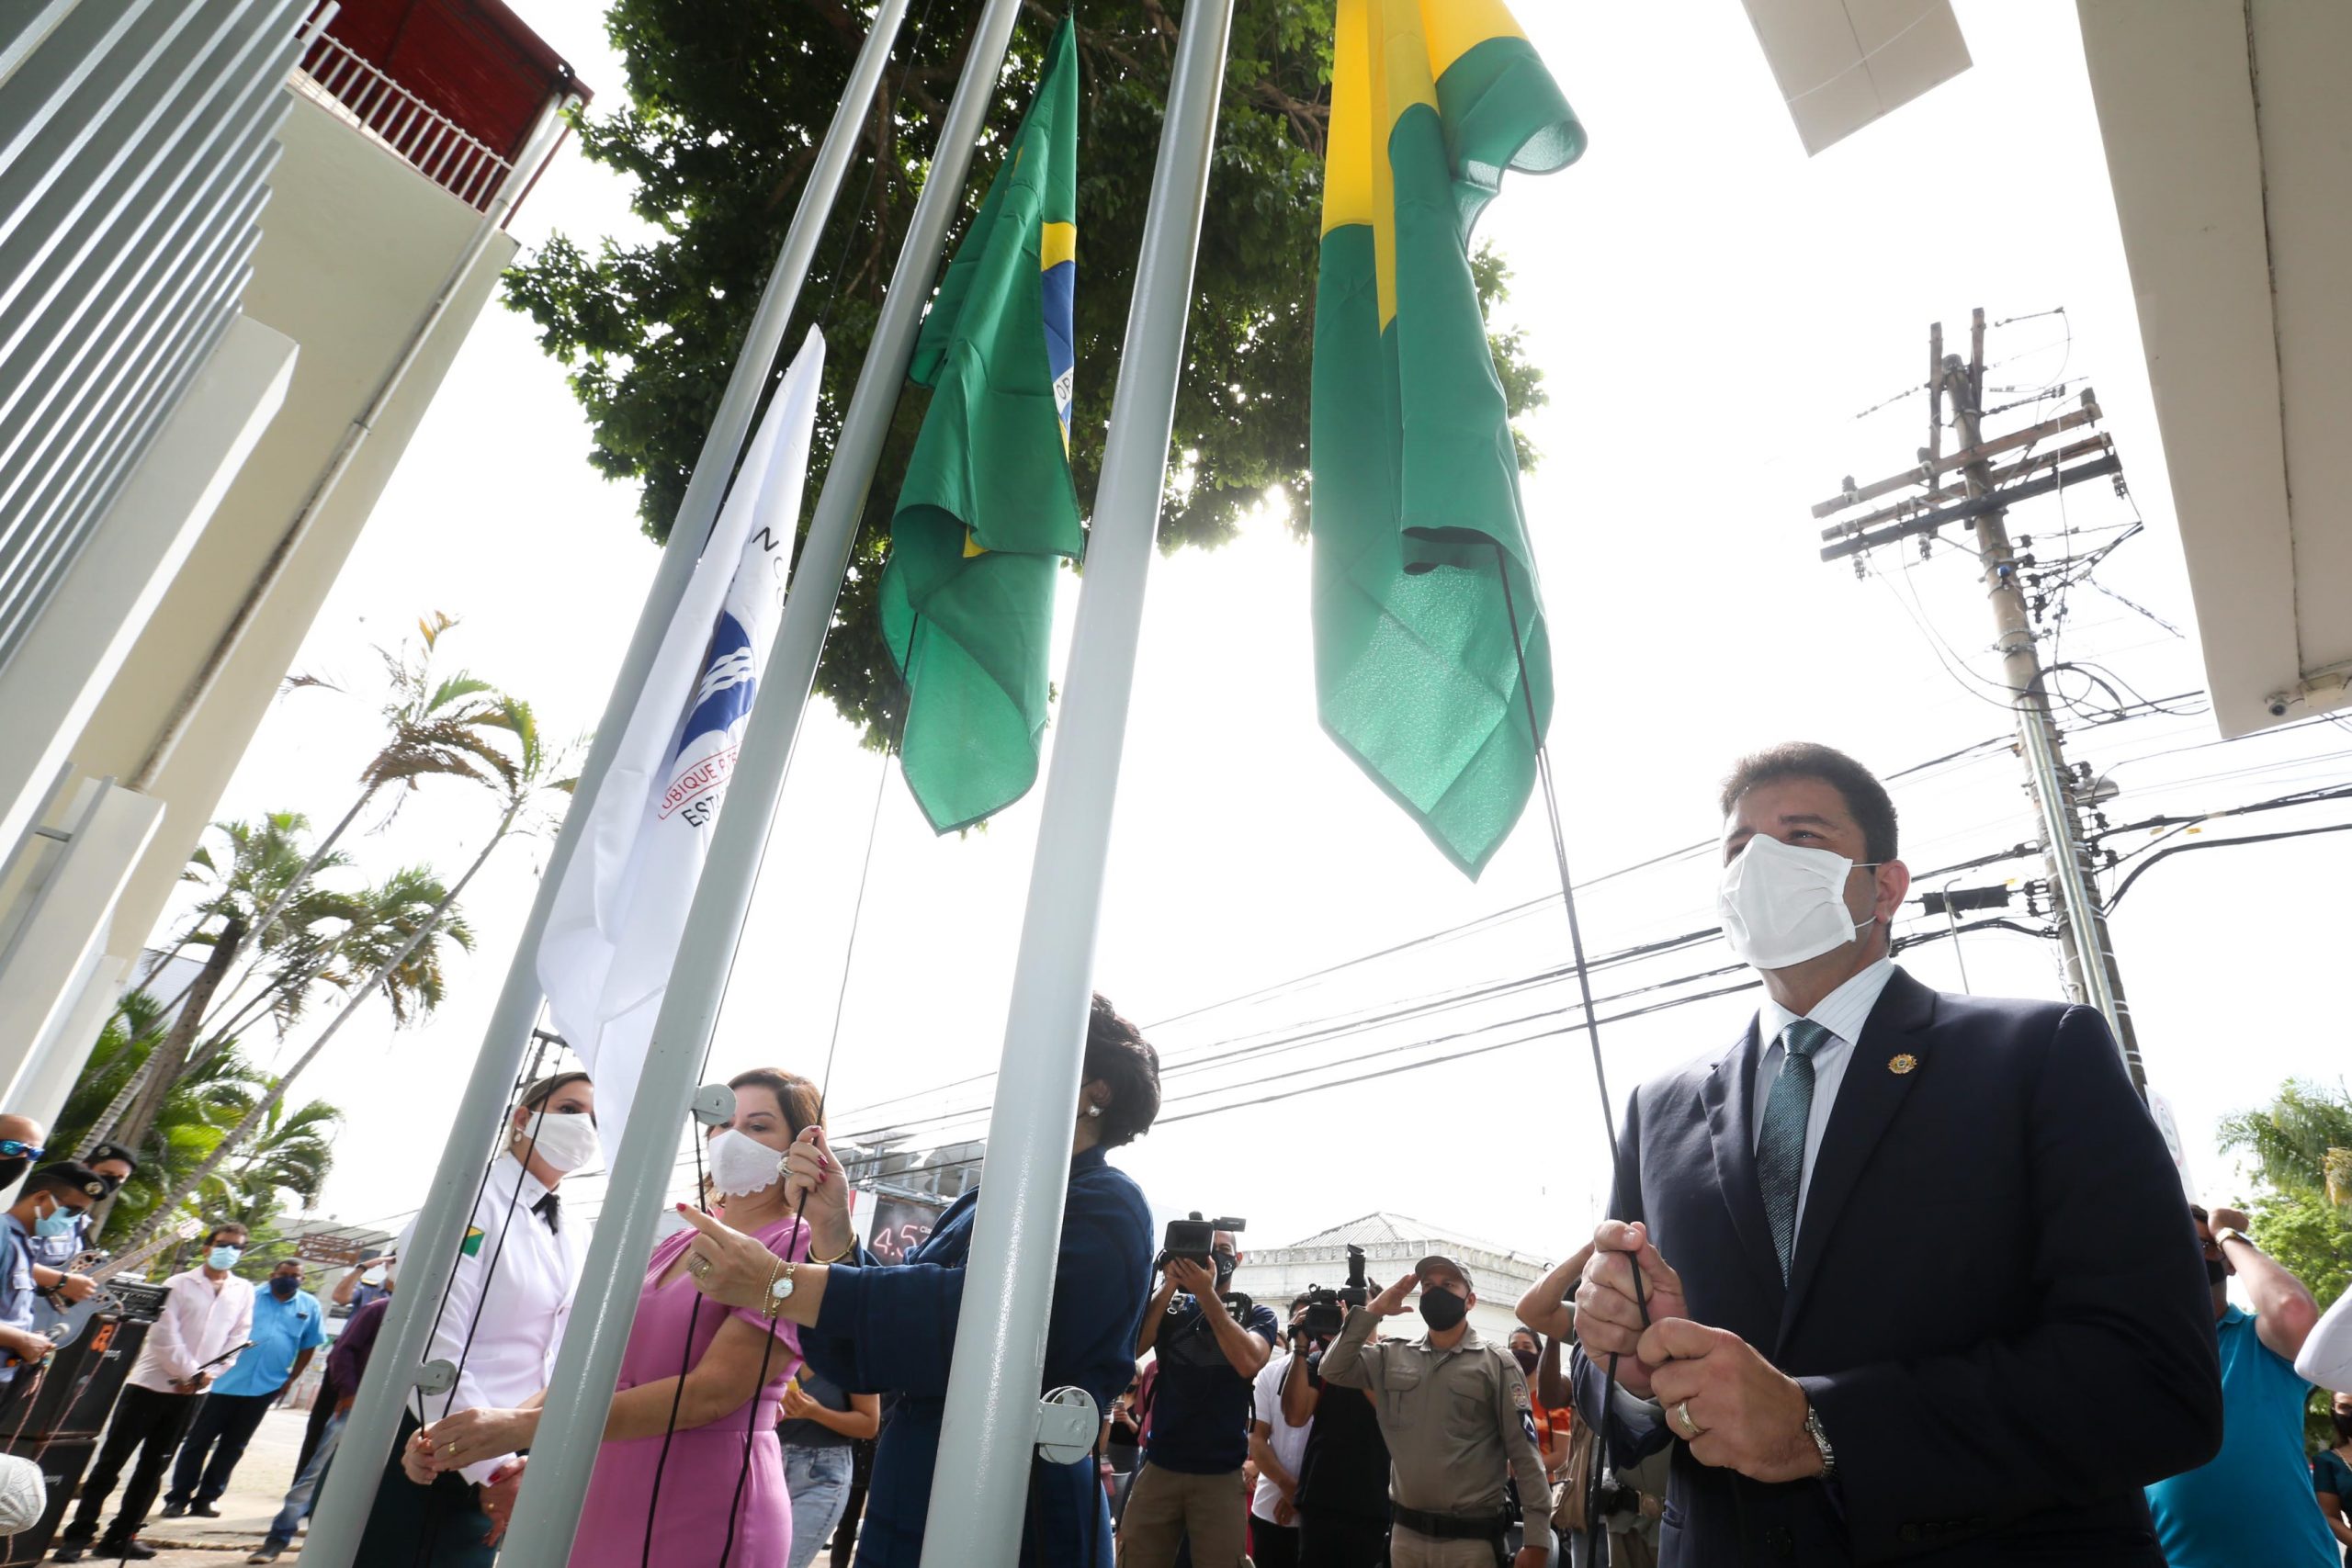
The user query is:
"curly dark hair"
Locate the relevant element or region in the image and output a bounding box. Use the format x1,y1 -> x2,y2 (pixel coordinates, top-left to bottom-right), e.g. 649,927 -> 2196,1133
1719,742 -> 1899,864
1082,994 -> 1160,1149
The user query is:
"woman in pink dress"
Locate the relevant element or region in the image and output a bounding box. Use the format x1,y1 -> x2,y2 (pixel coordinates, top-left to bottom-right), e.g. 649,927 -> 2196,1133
409,1067 -> 819,1566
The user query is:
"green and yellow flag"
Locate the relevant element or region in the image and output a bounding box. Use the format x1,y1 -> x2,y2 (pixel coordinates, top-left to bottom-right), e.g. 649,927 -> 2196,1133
880,17 -> 1082,832
1311,0 -> 1583,877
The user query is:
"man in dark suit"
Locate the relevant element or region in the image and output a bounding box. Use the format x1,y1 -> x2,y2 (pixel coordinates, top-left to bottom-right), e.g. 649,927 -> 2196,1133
1568,742 -> 2220,1565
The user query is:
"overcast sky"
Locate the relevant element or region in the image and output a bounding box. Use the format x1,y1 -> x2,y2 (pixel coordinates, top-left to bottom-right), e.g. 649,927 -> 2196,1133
179,1 -> 2349,1269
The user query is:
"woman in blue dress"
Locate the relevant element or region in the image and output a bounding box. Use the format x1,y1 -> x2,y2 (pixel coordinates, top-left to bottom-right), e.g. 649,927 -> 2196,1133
674,995 -> 1159,1567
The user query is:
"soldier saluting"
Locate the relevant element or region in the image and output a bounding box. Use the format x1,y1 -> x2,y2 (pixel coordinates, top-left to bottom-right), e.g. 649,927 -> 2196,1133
1322,1256 -> 1551,1568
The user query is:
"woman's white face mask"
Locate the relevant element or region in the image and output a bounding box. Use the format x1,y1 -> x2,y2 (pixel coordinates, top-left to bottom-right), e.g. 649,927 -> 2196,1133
706,1127 -> 787,1199
1716,832 -> 1881,971
517,1109 -> 602,1176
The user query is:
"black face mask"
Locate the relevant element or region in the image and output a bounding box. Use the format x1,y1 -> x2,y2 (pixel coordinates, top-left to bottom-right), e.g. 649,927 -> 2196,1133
1211,1251 -> 1237,1290
1419,1288 -> 1469,1332
2334,1411 -> 2352,1444
0,1156 -> 28,1191
1511,1347 -> 1540,1376
2205,1258 -> 2229,1287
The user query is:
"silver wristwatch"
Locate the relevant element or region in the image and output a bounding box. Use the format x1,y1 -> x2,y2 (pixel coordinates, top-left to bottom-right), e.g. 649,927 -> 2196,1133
1803,1405 -> 1837,1480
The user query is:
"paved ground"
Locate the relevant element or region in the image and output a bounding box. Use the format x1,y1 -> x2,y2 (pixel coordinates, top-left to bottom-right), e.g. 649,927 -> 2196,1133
72,1405 -> 311,1564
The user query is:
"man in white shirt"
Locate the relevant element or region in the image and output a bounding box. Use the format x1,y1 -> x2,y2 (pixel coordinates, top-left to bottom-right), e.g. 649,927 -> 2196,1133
1249,1298 -> 1317,1568
355,1070 -> 595,1568
57,1219 -> 256,1562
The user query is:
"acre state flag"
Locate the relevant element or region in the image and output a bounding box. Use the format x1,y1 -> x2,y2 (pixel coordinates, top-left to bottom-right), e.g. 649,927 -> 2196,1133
1311,0 -> 1582,877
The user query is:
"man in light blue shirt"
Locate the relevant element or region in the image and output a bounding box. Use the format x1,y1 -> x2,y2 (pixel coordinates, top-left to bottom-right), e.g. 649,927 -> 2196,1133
162,1258 -> 324,1517
2145,1205 -> 2335,1568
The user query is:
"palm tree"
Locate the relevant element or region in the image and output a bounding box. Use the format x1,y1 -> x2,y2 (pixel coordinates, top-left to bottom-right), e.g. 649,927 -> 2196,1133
53,996 -> 343,1246
90,813 -> 344,1159
123,699 -> 569,1250
236,612 -> 523,962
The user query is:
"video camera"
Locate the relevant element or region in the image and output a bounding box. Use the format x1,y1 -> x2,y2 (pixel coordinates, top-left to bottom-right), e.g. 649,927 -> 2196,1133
1298,1244 -> 1369,1336
1154,1212 -> 1245,1274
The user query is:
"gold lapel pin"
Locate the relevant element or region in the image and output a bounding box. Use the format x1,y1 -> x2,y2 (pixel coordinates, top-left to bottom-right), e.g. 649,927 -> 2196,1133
1889,1053 -> 1918,1075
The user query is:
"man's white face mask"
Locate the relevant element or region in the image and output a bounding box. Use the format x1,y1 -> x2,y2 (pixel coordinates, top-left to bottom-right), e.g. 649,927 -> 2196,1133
1716,832 -> 1880,971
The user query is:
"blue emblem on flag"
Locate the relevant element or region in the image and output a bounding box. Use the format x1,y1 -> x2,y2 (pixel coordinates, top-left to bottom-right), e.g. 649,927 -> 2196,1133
675,611 -> 756,758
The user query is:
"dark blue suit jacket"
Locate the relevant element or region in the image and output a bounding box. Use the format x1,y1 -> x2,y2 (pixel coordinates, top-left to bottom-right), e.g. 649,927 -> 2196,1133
801,1146 -> 1153,1567
1577,968 -> 2220,1565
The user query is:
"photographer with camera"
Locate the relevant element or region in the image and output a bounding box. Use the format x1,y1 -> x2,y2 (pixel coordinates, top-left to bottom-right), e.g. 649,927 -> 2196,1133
1281,1258 -> 1391,1568
1119,1221 -> 1281,1567
1323,1256 -> 1550,1568
1248,1297 -> 1316,1567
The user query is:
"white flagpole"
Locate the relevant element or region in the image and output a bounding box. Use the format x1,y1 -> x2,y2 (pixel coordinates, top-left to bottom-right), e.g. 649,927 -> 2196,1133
492,3 -> 1034,1561
919,2 -> 1234,1562
302,6 -> 911,1562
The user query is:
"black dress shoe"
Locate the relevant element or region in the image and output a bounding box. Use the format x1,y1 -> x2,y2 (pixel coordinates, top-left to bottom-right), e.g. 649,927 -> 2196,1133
96,1542 -> 155,1562
157,1504 -> 185,1519
50,1543 -> 84,1562
190,1504 -> 223,1518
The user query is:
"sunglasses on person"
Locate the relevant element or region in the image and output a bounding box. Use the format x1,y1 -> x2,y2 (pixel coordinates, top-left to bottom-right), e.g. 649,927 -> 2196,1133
0,1140 -> 42,1160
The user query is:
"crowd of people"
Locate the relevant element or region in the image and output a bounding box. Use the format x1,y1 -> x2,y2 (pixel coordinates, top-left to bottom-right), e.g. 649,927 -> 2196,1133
13,740 -> 2352,1567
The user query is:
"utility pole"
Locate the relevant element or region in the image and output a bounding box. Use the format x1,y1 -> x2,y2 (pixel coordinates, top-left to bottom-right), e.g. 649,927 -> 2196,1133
1815,308 -> 2146,1098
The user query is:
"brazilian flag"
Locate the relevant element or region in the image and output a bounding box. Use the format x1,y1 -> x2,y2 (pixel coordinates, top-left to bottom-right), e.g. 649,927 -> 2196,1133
1310,0 -> 1583,877
880,17 -> 1081,833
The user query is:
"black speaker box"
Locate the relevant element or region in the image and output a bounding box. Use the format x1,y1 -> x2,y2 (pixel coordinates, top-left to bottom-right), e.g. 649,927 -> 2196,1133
0,1317 -> 149,1444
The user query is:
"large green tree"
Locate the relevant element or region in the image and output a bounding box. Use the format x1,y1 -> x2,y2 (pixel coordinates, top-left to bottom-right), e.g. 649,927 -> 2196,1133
506,0 -> 1548,742
2219,1078 -> 2352,1450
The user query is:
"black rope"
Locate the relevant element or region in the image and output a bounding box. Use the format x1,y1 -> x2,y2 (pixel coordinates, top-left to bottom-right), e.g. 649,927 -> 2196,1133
1487,542 -> 1657,1565
639,1129 -> 715,1568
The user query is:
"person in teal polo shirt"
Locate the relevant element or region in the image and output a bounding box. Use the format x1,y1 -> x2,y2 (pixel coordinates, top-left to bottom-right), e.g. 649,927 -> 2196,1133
163,1258 -> 325,1517
2146,1205 -> 2335,1568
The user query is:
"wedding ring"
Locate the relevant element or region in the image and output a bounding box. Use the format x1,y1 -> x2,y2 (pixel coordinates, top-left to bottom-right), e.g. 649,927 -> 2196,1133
689,1253 -> 711,1279
1675,1400 -> 1702,1438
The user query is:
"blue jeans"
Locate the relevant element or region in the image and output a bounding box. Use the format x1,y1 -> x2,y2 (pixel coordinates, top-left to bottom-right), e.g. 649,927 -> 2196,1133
784,1443 -> 855,1568
266,1408 -> 344,1546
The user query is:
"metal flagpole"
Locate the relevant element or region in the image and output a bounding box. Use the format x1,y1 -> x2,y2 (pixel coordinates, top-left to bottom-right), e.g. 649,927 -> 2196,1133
493,3 -> 1032,1561
301,6 -> 911,1561
919,1 -> 1234,1562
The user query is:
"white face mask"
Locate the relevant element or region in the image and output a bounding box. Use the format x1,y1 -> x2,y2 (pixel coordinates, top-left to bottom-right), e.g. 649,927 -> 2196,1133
707,1128 -> 787,1199
517,1109 -> 602,1175
1716,832 -> 1880,971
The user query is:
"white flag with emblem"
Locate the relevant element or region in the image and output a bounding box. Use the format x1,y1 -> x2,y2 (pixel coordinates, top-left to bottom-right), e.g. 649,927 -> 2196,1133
537,327 -> 826,1132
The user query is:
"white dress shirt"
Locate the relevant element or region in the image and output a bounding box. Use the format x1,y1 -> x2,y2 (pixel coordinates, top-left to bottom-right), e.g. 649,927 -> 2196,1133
1606,957 -> 1903,1432
1752,955 -> 1899,1247
392,1155 -> 585,1483
128,1268 -> 254,1393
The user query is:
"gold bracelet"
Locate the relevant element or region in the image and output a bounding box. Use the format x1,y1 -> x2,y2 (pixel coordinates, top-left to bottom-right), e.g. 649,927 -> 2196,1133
763,1257 -> 786,1318
810,1239 -> 856,1265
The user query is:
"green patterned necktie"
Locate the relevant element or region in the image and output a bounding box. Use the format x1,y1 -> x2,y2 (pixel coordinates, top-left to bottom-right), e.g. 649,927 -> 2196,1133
1758,1019 -> 1832,1281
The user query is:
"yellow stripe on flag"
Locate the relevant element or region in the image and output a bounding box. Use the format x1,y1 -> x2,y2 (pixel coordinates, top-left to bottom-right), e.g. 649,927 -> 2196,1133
1420,0 -> 1526,77
1322,0 -> 1375,237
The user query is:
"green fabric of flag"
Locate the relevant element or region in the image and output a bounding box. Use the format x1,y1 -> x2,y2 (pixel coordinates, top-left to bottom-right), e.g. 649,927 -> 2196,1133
880,17 -> 1082,833
1311,0 -> 1584,877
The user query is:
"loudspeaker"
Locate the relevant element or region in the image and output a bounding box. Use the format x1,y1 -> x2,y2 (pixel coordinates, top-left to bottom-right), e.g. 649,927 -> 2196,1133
0,1433 -> 94,1566
0,1317 -> 150,1444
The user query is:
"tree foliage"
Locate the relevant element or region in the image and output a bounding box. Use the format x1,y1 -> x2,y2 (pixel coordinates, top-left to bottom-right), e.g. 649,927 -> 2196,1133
2218,1077 -> 2352,1450
505,0 -> 1547,741
56,992 -> 344,1247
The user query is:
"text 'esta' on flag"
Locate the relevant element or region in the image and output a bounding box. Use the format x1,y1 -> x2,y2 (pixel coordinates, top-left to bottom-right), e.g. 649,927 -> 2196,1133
879,15 -> 1082,834
536,329 -> 827,1132
1310,0 -> 1583,879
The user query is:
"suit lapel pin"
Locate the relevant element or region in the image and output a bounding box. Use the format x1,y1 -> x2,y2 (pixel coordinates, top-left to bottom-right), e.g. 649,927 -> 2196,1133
1889,1053 -> 1918,1075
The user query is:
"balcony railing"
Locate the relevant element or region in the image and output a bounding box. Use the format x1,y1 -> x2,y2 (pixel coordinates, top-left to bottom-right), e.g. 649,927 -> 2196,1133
290,26 -> 515,213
